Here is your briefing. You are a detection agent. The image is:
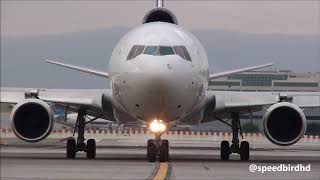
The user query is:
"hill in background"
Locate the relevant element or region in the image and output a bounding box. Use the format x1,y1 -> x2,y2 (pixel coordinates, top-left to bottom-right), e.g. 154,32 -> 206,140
1,28 -> 319,88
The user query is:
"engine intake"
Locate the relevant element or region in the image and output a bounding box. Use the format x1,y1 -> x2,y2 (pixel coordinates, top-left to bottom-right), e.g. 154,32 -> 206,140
11,99 -> 54,142
263,102 -> 306,146
142,8 -> 178,25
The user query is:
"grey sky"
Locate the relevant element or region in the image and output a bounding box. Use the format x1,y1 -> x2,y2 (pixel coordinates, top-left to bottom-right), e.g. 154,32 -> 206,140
1,1 -> 319,37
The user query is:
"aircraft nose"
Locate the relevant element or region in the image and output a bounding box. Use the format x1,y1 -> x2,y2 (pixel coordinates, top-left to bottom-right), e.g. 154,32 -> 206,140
119,55 -> 202,121
133,72 -> 184,121
134,55 -> 191,75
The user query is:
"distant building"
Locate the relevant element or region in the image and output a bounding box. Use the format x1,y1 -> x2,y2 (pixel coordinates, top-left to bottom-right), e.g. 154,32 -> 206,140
209,70 -> 320,92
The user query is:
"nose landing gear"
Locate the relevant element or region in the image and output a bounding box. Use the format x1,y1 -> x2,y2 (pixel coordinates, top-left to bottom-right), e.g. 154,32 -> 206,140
147,136 -> 169,162
146,120 -> 169,162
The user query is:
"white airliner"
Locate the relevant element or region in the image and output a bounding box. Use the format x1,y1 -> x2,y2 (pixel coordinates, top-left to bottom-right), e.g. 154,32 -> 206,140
1,0 -> 320,162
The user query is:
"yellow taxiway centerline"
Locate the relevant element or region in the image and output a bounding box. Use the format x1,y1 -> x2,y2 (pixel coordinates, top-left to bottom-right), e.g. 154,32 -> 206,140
152,162 -> 168,180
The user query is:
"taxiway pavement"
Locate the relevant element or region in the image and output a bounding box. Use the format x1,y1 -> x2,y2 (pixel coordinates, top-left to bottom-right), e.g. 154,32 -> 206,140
1,139 -> 320,180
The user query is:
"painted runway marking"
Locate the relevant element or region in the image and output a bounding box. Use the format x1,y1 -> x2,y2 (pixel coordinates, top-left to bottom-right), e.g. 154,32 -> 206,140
151,162 -> 171,180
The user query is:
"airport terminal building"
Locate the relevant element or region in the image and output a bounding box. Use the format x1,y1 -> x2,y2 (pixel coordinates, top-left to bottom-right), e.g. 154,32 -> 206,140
209,70 -> 320,92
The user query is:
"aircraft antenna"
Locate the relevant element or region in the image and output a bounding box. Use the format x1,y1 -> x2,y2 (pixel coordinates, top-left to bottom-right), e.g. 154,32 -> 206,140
156,0 -> 164,7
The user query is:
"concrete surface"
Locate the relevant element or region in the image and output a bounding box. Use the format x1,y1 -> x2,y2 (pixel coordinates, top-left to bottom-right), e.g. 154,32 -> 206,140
1,138 -> 320,180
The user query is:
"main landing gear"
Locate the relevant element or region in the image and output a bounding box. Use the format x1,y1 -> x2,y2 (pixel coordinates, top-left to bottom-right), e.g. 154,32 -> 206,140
66,110 -> 96,159
220,112 -> 250,161
146,120 -> 169,162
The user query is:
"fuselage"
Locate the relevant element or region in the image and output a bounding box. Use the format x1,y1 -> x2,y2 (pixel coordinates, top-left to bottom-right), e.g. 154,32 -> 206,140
108,22 -> 209,124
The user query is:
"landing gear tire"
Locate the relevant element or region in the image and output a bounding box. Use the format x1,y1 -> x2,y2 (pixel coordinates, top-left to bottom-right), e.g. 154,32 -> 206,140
147,139 -> 156,162
66,138 -> 77,159
240,141 -> 249,161
86,139 -> 96,159
66,110 -> 99,160
159,140 -> 169,162
220,140 -> 230,160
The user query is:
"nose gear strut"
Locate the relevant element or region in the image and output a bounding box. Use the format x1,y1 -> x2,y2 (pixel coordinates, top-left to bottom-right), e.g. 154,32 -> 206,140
146,121 -> 169,162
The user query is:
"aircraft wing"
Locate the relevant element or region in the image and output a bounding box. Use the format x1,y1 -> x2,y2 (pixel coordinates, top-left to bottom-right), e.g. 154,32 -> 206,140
0,87 -> 115,121
205,90 -> 320,115
209,63 -> 273,80
44,60 -> 109,78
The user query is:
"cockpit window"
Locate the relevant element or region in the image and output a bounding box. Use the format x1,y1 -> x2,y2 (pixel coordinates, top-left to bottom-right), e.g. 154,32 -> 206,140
127,45 -> 138,60
159,46 -> 175,55
144,46 -> 157,55
127,45 -> 191,61
180,46 -> 192,61
127,45 -> 145,60
132,45 -> 145,59
173,46 -> 191,61
173,46 -> 185,59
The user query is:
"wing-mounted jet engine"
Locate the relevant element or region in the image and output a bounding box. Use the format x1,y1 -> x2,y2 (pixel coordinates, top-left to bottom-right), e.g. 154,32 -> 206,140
11,99 -> 54,142
263,102 -> 307,146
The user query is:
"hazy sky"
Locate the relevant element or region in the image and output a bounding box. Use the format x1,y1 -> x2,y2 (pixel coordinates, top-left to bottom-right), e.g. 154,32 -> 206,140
1,0 -> 320,37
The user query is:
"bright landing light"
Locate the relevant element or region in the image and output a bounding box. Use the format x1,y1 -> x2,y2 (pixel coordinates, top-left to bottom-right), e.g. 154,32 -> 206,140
149,119 -> 166,133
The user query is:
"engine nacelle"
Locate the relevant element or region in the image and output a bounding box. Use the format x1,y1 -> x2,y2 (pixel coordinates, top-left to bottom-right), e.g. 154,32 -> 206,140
142,8 -> 178,25
11,99 -> 54,142
263,102 -> 306,146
